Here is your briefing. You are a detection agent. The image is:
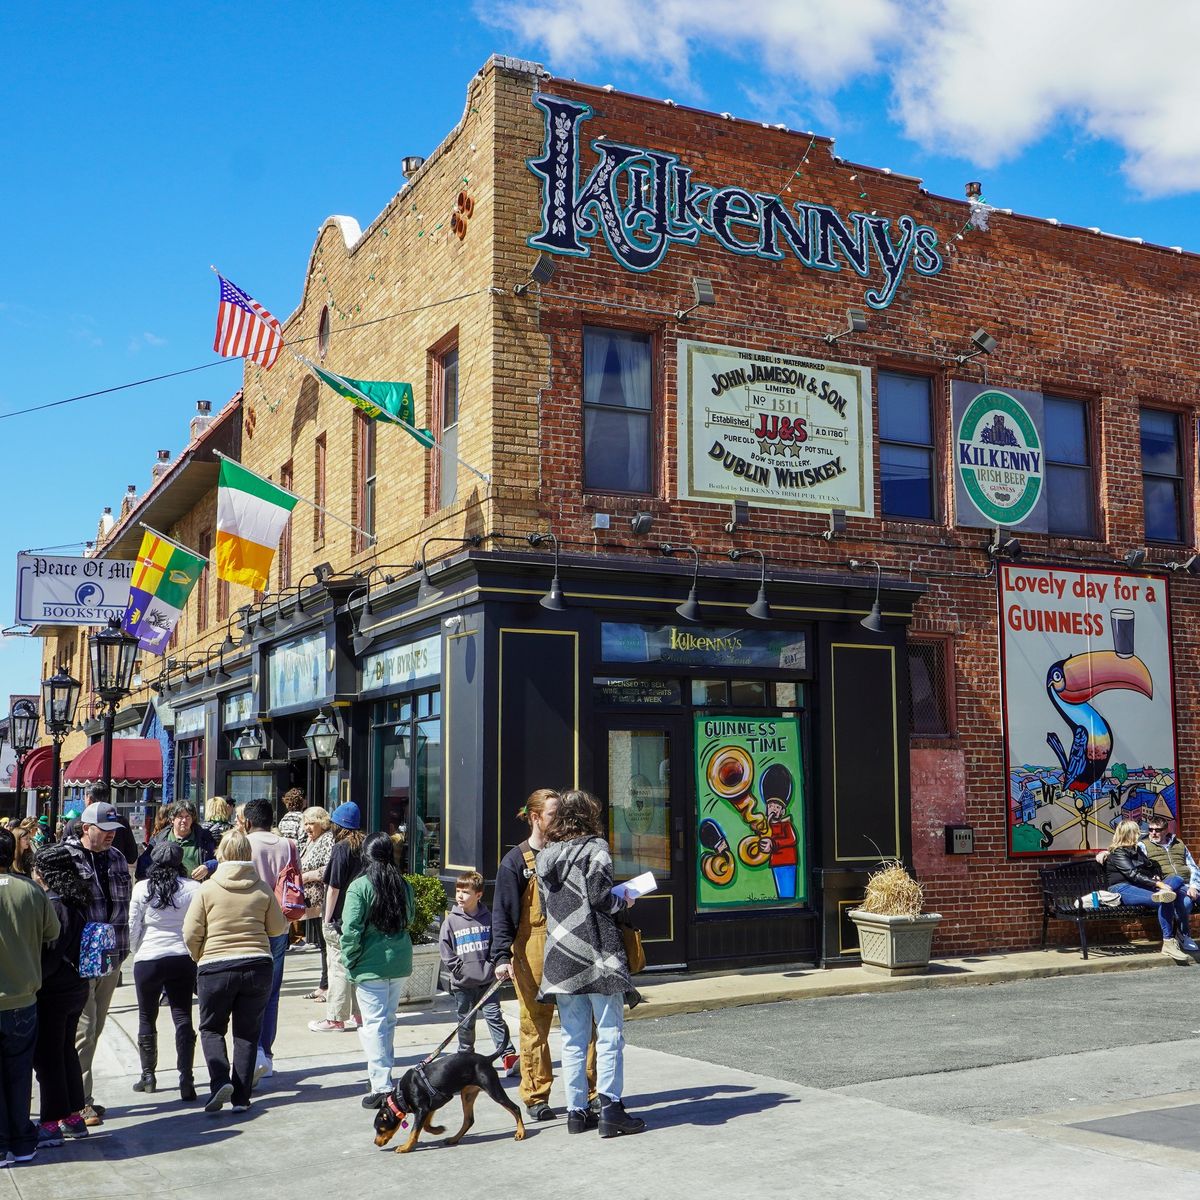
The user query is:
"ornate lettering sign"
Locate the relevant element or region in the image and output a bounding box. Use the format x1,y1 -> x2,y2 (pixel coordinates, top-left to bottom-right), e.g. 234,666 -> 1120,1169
528,95 -> 943,309
678,340 -> 873,516
953,384 -> 1047,531
15,554 -> 134,626
361,635 -> 441,695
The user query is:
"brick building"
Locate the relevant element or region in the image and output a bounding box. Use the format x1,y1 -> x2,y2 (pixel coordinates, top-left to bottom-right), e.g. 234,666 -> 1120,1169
39,55 -> 1200,967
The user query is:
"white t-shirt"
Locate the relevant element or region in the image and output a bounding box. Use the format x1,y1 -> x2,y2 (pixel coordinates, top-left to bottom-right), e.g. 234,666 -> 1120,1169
129,877 -> 202,962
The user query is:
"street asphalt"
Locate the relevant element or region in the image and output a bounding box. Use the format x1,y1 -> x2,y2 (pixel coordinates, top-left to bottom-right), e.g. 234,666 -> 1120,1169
6,950 -> 1200,1198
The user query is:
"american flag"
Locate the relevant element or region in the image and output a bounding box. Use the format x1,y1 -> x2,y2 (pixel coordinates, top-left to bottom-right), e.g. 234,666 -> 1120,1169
213,273 -> 283,369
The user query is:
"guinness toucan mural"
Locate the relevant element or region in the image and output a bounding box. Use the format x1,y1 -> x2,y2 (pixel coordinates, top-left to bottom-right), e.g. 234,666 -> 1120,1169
1000,566 -> 1177,856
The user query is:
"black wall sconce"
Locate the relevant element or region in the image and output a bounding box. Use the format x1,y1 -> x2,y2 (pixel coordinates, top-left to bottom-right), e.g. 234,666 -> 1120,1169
729,548 -> 770,620
661,543 -> 702,622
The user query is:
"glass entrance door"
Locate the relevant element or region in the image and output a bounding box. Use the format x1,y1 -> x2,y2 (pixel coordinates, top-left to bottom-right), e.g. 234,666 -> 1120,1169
598,716 -> 687,966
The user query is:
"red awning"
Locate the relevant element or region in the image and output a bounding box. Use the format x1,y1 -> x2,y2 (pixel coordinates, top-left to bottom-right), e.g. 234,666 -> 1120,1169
22,745 -> 54,788
63,738 -> 163,788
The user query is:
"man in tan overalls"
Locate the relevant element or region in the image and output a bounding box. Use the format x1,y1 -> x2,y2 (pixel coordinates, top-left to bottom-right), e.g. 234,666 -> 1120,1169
493,789 -> 596,1122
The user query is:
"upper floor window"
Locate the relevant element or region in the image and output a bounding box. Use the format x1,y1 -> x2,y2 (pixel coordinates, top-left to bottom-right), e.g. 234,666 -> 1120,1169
1044,396 -> 1095,538
878,371 -> 935,520
278,461 -> 293,589
1141,408 -> 1185,543
196,528 -> 212,633
583,326 -> 652,494
355,413 -> 377,553
313,434 -> 327,546
438,345 -> 460,509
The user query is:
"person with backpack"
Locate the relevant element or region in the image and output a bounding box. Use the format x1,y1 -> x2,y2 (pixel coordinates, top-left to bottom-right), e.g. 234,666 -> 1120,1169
31,845 -> 91,1147
0,827 -> 61,1167
128,842 -> 202,1100
242,798 -> 300,1082
64,801 -> 132,1127
339,832 -> 413,1109
183,830 -> 287,1114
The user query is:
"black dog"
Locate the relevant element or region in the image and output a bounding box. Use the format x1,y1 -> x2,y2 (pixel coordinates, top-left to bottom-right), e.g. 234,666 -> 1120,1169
373,1051 -> 526,1154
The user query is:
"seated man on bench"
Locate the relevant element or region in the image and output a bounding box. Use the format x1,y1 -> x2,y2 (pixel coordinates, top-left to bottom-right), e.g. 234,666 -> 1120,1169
1099,819 -> 1194,961
1143,816 -> 1200,951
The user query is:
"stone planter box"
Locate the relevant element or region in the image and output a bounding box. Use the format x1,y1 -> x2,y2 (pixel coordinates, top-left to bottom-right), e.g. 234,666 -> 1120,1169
397,941 -> 442,1006
848,910 -> 943,976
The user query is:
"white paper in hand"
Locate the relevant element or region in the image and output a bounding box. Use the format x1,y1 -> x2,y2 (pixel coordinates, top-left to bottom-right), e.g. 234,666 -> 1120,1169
612,871 -> 657,902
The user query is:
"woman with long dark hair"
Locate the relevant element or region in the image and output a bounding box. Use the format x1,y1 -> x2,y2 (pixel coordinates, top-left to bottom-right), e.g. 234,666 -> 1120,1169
339,831 -> 414,1108
309,802 -> 365,1033
32,844 -> 92,1147
537,789 -> 644,1139
128,841 -> 202,1097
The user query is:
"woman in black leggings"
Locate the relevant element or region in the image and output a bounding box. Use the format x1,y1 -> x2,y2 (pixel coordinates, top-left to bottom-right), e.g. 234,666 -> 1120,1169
128,841 -> 202,1098
32,845 -> 91,1146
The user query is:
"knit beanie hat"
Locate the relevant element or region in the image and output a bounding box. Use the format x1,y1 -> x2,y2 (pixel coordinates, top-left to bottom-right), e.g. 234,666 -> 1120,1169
330,801 -> 361,831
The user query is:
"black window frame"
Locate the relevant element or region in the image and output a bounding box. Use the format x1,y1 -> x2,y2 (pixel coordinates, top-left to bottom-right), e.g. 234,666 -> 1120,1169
581,324 -> 655,496
1140,407 -> 1187,544
1043,394 -> 1097,539
877,369 -> 937,522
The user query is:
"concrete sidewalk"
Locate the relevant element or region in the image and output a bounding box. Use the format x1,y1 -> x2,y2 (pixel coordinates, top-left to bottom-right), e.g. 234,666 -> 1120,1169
8,942 -> 1197,1200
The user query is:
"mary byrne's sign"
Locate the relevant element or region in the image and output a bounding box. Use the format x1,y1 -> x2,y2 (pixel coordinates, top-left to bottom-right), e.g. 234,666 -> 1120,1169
15,554 -> 134,626
678,340 -> 873,517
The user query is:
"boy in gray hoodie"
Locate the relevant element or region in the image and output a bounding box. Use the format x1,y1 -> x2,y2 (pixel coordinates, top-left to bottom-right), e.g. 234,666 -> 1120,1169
438,871 -> 518,1070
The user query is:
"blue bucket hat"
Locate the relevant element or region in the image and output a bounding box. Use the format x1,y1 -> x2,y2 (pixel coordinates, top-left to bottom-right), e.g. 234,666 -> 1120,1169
330,801 -> 361,831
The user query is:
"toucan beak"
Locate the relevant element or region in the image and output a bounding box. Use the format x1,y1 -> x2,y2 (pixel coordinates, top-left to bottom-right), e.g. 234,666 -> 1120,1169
1060,650 -> 1153,704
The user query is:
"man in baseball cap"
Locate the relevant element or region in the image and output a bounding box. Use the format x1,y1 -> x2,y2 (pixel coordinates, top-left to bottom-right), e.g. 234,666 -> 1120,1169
64,799 -> 132,1125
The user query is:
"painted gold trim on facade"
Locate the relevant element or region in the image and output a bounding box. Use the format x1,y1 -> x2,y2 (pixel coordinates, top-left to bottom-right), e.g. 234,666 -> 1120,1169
496,628 -> 580,867
837,897 -> 862,956
830,642 -> 900,862
630,891 -> 674,943
443,627 -> 478,873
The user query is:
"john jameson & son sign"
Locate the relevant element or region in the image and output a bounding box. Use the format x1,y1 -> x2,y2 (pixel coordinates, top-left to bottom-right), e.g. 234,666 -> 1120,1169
528,95 -> 943,309
678,340 -> 873,516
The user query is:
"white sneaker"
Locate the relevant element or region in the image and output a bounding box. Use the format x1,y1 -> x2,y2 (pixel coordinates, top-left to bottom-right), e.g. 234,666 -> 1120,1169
344,1016 -> 359,1032
253,1052 -> 273,1084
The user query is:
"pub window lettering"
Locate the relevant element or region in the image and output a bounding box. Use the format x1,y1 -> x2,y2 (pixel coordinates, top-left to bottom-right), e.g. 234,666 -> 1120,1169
878,371 -> 935,520
583,326 -> 653,494
1044,396 -> 1095,538
1140,408 -> 1185,543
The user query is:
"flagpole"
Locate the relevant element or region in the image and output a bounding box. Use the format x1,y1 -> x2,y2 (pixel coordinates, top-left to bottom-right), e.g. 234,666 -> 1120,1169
213,450 -> 376,546
295,353 -> 492,485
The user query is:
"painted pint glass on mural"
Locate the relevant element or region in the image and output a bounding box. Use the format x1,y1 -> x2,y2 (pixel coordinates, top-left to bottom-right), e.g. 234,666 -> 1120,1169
999,565 -> 1177,856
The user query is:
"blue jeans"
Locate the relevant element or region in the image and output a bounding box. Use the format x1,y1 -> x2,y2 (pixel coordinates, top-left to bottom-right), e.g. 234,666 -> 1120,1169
354,978 -> 405,1095
258,933 -> 289,1057
453,985 -> 515,1056
1112,875 -> 1189,939
556,993 -> 624,1112
0,1004 -> 38,1158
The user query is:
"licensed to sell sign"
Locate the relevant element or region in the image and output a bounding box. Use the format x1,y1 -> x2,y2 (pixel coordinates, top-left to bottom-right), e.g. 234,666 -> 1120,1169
677,340 -> 873,517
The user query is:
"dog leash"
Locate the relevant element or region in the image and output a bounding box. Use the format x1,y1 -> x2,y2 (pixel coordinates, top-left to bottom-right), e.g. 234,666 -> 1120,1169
419,978 -> 504,1067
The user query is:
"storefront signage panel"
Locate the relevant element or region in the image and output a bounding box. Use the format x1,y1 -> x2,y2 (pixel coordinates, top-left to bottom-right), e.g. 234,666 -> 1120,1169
953,383 -> 1047,531
678,340 -> 873,516
528,95 -> 944,310
221,691 -> 255,728
362,635 -> 441,695
694,715 -> 806,910
15,554 -> 134,626
594,677 -> 683,708
174,705 -> 205,737
999,565 -> 1177,856
267,632 -> 328,712
602,623 -> 808,672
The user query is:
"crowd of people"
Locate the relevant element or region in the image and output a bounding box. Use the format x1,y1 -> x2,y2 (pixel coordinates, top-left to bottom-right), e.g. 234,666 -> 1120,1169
0,782 -> 645,1167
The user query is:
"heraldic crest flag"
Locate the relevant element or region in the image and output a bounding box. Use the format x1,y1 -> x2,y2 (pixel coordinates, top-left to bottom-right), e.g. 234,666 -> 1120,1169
122,530 -> 207,655
216,458 -> 298,591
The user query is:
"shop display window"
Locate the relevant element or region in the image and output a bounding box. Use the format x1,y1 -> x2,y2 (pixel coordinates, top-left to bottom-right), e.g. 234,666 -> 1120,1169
374,690 -> 441,874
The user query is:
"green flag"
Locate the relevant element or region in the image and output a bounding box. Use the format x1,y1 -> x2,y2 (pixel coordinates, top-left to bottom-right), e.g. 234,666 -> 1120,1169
311,364 -> 434,448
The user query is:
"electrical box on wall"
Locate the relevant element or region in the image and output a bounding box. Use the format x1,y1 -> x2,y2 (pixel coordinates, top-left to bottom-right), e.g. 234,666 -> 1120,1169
944,825 -> 974,855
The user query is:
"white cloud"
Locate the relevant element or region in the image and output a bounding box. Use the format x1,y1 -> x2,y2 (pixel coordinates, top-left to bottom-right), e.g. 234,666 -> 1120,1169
893,0 -> 1200,196
488,0 -> 1200,196
128,331 -> 168,353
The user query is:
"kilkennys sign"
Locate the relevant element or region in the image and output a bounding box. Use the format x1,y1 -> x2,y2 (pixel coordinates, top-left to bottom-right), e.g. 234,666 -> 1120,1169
528,95 -> 943,309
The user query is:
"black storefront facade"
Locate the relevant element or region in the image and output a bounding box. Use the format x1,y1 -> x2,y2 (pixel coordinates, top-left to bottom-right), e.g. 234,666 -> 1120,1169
162,548 -> 918,969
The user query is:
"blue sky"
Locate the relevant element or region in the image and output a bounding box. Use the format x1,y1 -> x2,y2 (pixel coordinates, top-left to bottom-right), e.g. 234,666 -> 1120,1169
2,0 -> 1197,705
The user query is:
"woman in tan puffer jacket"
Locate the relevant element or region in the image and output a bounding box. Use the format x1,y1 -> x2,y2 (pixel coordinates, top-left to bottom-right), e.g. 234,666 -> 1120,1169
183,831 -> 287,1114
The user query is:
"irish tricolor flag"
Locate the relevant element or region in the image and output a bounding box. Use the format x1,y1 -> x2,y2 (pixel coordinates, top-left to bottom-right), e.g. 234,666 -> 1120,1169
216,459 -> 298,591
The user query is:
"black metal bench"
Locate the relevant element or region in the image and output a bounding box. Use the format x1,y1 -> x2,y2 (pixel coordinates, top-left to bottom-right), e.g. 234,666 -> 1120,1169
1039,860 -> 1158,959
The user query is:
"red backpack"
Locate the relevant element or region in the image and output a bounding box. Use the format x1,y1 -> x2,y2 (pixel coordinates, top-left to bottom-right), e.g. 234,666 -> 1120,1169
273,846 -> 307,921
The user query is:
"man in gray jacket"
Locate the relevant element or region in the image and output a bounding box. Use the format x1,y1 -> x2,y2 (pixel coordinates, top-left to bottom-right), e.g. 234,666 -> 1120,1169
438,871 -> 518,1068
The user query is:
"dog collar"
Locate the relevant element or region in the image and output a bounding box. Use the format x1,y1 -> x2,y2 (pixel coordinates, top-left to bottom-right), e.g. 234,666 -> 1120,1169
386,1094 -> 408,1128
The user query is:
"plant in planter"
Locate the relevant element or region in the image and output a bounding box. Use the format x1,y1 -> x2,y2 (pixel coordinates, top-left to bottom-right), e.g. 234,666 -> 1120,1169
398,873 -> 449,1005
848,860 -> 942,976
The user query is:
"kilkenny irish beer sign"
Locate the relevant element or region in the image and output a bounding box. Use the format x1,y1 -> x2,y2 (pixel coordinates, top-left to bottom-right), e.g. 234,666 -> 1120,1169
528,95 -> 944,309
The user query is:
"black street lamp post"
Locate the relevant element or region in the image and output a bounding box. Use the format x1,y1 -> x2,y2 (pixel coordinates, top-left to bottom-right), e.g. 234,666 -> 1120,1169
41,667 -> 82,831
89,617 -> 139,804
8,698 -> 40,810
